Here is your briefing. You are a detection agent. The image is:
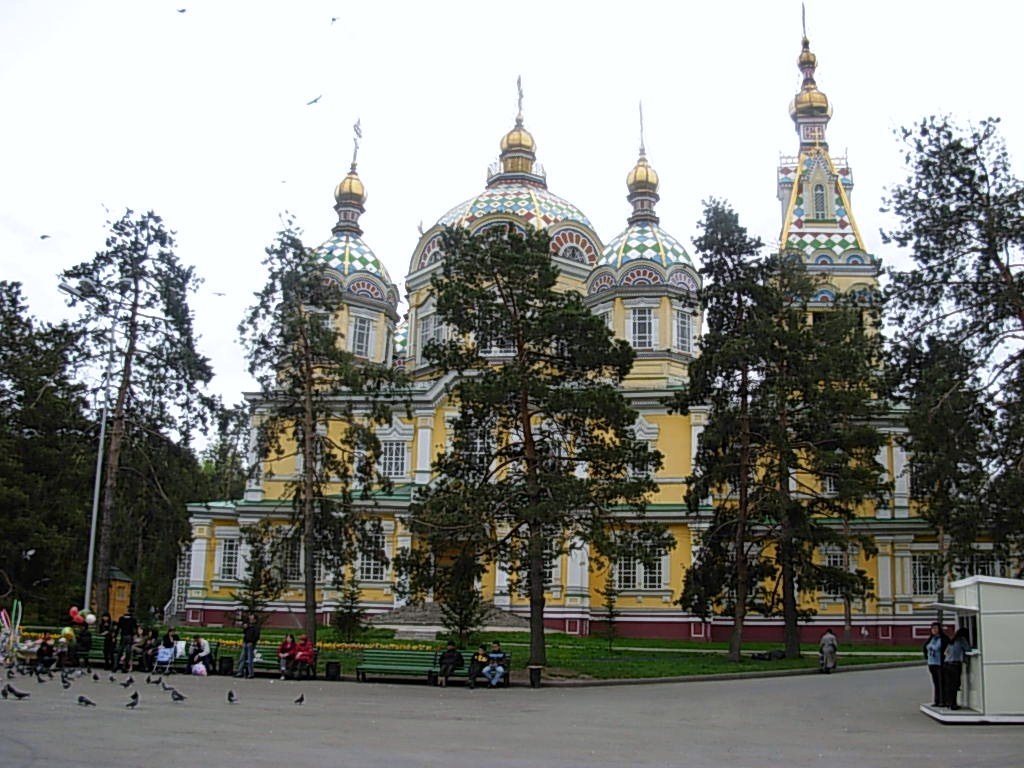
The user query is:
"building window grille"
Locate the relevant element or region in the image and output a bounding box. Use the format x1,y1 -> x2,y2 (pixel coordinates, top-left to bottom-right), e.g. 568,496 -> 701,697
352,316 -> 372,357
912,554 -> 939,596
813,184 -> 826,219
379,441 -> 407,478
631,308 -> 653,349
358,532 -> 387,582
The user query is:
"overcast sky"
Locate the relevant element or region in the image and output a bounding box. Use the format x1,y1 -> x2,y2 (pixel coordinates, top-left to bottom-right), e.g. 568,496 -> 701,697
1,0 -> 1020,415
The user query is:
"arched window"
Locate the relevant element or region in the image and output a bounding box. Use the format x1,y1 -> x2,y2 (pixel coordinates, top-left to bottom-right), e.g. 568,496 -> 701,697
813,184 -> 826,219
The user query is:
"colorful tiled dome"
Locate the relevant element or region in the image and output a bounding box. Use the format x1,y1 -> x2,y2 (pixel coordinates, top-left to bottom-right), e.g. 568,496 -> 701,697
315,232 -> 394,287
599,222 -> 693,270
437,184 -> 593,231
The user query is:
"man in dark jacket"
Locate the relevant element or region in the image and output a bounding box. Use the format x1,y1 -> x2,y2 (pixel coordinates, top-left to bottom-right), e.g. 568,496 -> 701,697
236,613 -> 261,679
437,641 -> 463,687
115,609 -> 137,672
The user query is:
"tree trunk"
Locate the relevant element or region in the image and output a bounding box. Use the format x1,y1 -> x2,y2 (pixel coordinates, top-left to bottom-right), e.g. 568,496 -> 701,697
780,534 -> 801,658
95,284 -> 141,617
301,351 -> 318,645
842,518 -> 853,643
729,363 -> 751,663
528,523 -> 547,667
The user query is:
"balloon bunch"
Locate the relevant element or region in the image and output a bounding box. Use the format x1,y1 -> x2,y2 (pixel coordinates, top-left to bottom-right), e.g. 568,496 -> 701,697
68,606 -> 96,626
0,600 -> 22,663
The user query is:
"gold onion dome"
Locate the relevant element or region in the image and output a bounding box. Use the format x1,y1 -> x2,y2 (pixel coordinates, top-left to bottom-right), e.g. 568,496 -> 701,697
335,164 -> 366,204
500,118 -> 536,152
627,151 -> 659,192
789,36 -> 831,119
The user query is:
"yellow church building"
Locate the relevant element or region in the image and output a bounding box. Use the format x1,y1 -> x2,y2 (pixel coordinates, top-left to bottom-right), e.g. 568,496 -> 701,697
176,33 -> 998,644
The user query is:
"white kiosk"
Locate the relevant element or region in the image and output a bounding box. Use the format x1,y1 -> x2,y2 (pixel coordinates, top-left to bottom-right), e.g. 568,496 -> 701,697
922,575 -> 1024,724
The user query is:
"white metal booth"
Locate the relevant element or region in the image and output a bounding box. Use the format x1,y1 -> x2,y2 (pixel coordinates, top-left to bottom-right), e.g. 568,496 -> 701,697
922,575 -> 1024,724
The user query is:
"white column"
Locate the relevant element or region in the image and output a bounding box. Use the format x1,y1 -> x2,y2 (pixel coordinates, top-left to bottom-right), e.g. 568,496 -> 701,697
565,537 -> 590,607
876,445 -> 892,519
243,424 -> 264,502
414,413 -> 434,485
893,445 -> 908,517
189,530 -> 210,589
493,562 -> 511,608
394,533 -> 411,607
875,540 -> 893,601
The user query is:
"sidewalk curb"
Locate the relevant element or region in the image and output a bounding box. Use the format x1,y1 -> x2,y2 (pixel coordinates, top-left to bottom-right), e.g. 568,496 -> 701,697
532,660 -> 923,688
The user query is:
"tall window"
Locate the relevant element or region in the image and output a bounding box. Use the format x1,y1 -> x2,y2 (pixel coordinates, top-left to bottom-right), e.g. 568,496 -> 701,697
352,316 -> 372,357
284,539 -> 302,581
912,554 -> 939,596
822,475 -> 838,495
616,557 -> 638,590
220,538 -> 239,580
631,308 -> 653,349
358,532 -> 387,582
674,310 -> 693,353
418,314 -> 445,363
379,441 -> 407,478
813,184 -> 826,219
823,549 -> 847,598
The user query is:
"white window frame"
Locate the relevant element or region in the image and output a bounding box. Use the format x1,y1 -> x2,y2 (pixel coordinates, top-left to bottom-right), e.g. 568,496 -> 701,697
615,545 -> 668,592
631,307 -> 653,349
379,440 -> 407,479
911,554 -> 939,596
358,530 -> 388,583
813,183 -> 827,219
351,315 -> 373,357
220,538 -> 239,581
673,309 -> 693,354
284,539 -> 302,582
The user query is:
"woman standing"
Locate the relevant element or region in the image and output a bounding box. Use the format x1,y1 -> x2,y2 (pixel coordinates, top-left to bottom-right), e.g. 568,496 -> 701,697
97,613 -> 117,671
943,627 -> 971,709
922,622 -> 949,707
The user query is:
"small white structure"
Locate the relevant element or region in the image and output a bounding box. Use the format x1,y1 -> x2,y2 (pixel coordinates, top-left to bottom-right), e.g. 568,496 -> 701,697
922,575 -> 1024,724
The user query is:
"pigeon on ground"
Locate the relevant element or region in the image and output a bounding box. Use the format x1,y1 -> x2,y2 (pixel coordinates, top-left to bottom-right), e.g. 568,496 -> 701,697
145,675 -> 152,684
125,698 -> 138,709
148,676 -> 162,686
6,668 -> 14,679
227,689 -> 238,704
161,682 -> 174,692
129,690 -> 139,701
120,676 -> 134,688
294,693 -> 304,705
1,685 -> 7,699
170,689 -> 187,702
7,685 -> 30,700
109,675 -> 116,683
36,673 -> 47,684
77,695 -> 96,707
92,673 -> 99,681
62,678 -> 71,689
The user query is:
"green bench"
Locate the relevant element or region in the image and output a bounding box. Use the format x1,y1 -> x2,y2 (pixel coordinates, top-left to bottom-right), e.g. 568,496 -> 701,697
356,649 -> 511,686
249,642 -> 319,678
84,635 -> 220,673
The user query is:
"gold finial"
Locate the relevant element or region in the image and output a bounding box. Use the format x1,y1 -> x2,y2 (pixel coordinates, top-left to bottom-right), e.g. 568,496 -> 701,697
639,101 -> 646,156
516,75 -> 524,126
351,118 -> 362,171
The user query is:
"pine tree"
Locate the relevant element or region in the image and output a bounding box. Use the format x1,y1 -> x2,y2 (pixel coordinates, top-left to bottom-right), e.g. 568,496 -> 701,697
59,210 -> 213,616
231,519 -> 285,619
398,226 -> 669,667
240,219 -> 405,643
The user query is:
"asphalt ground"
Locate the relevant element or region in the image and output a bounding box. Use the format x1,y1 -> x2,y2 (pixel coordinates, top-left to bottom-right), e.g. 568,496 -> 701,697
2,666 -> 1021,768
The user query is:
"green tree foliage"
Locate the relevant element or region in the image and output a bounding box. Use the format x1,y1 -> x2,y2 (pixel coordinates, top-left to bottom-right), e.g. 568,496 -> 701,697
0,282 -> 93,622
198,401 -> 250,503
397,226 -> 669,667
884,117 -> 1024,562
674,200 -> 775,661
898,337 -> 992,586
436,552 -> 489,647
331,572 -> 365,642
240,219 -> 405,642
59,209 -> 213,616
232,519 -> 286,619
676,201 -> 887,658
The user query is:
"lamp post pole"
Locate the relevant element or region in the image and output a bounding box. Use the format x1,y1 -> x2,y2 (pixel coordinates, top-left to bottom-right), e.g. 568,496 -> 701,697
60,279 -> 122,613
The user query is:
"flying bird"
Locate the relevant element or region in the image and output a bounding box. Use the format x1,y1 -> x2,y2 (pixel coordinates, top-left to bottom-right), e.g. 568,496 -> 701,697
331,16 -> 337,23
227,689 -> 238,704
212,292 -> 225,297
293,693 -> 304,705
177,8 -> 186,12
39,235 -> 51,240
306,95 -> 322,106
120,675 -> 134,688
170,689 -> 187,702
7,685 -> 30,700
78,695 -> 96,707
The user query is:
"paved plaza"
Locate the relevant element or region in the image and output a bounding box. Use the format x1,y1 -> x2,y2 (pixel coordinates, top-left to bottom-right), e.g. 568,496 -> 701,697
2,666 -> 1021,767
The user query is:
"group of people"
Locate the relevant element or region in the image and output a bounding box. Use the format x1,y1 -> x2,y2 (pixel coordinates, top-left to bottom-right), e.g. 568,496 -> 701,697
274,633 -> 317,679
436,640 -> 508,688
923,622 -> 972,710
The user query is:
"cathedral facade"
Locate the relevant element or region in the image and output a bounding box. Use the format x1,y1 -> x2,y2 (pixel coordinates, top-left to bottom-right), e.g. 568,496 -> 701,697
177,35 -> 971,644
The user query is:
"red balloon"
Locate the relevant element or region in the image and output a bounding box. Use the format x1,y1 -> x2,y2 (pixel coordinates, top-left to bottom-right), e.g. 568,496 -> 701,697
72,614 -> 85,624
69,606 -> 80,618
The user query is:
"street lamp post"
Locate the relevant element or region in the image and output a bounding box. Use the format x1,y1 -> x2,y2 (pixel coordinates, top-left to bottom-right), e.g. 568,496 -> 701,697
60,278 -> 124,612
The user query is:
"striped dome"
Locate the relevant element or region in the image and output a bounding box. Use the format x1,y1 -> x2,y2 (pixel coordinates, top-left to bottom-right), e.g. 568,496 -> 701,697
437,183 -> 593,232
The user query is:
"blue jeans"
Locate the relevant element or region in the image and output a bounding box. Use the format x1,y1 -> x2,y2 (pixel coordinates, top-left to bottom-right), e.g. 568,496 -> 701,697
239,643 -> 256,677
482,664 -> 505,687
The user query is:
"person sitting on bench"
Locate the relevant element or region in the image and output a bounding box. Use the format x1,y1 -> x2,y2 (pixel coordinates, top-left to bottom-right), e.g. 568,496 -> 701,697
467,644 -> 488,690
188,634 -> 213,674
482,641 -> 506,688
293,635 -> 315,678
437,640 -> 463,687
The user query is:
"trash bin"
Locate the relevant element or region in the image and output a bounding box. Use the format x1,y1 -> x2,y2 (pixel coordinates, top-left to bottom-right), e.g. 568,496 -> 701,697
218,656 -> 234,677
528,665 -> 543,688
325,661 -> 341,681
